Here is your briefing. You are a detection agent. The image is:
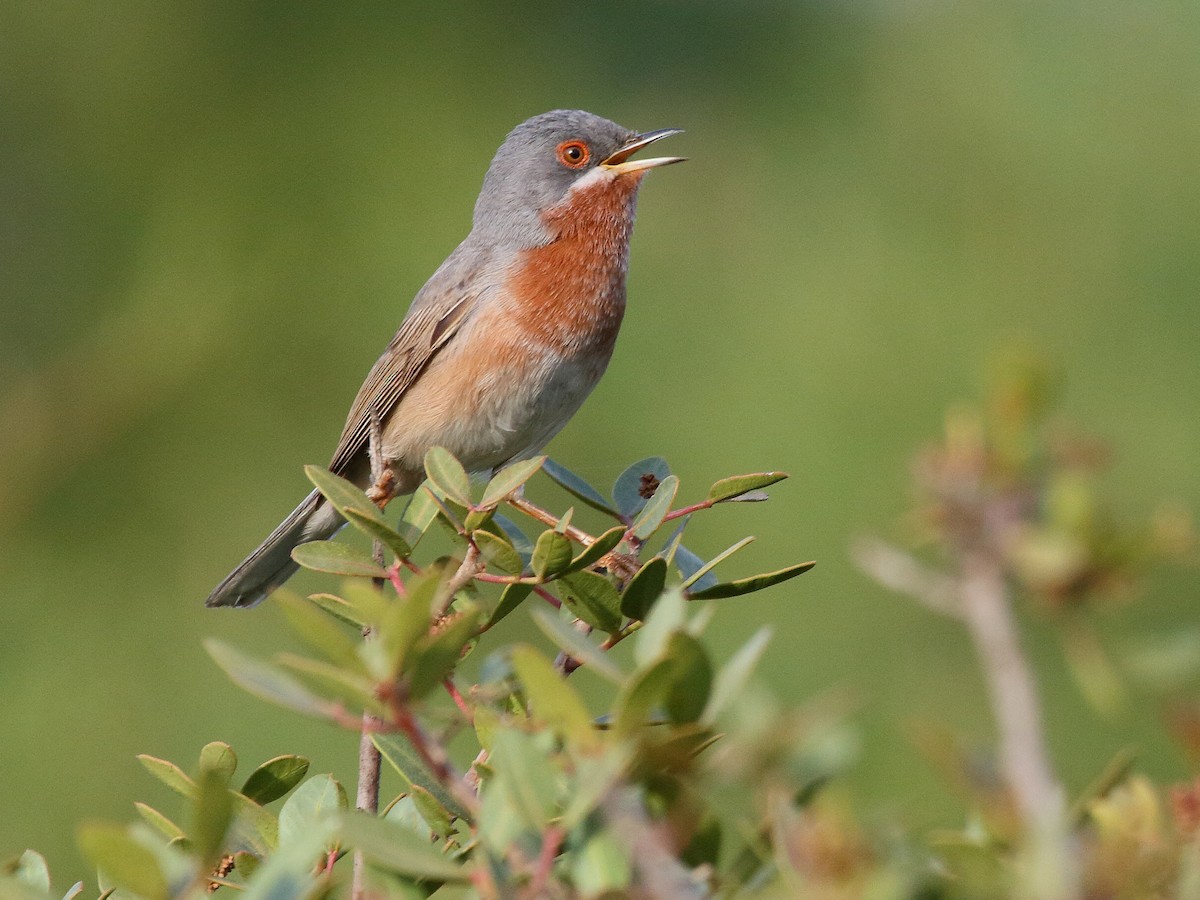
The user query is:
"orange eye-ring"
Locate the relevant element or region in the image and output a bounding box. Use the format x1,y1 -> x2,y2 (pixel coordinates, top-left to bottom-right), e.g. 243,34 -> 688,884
556,140 -> 590,169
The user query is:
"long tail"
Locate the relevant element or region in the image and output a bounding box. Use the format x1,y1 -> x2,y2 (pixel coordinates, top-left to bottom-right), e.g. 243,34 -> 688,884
206,489 -> 344,608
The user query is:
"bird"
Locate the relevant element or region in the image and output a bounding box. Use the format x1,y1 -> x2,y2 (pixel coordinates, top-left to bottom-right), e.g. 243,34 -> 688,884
206,109 -> 684,608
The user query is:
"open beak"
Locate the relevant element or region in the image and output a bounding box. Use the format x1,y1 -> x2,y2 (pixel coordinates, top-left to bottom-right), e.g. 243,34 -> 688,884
601,128 -> 686,175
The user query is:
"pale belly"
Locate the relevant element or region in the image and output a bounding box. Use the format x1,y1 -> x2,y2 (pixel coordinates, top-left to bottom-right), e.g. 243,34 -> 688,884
379,330 -> 612,491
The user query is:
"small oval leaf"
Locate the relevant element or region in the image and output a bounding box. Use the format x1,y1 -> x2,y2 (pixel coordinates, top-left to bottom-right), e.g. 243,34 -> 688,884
687,561 -> 815,600
542,458 -> 621,517
291,540 -> 388,578
487,582 -> 534,629
241,755 -> 311,805
559,570 -> 623,635
567,525 -> 628,573
612,457 -> 671,519
424,447 -> 473,507
473,530 -> 524,576
480,457 -> 546,507
531,530 -> 573,581
620,557 -> 668,621
630,475 -> 679,541
706,472 -> 788,503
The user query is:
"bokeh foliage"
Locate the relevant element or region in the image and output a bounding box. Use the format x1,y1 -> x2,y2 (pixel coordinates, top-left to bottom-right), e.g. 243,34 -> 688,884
3,0 -> 1200,880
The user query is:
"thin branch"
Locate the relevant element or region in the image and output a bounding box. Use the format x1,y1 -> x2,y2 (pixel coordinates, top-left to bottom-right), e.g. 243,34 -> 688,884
507,493 -> 598,547
958,553 -> 1061,826
850,537 -> 963,619
353,408 -> 388,900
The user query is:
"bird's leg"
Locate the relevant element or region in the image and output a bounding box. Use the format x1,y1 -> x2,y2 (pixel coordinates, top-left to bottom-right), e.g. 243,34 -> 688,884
365,407 -> 395,509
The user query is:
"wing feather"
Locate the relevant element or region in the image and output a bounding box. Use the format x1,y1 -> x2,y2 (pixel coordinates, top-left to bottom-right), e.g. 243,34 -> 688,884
327,287 -> 478,476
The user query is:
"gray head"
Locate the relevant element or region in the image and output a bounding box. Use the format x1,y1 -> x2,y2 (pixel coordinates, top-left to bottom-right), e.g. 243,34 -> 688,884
470,109 -> 683,247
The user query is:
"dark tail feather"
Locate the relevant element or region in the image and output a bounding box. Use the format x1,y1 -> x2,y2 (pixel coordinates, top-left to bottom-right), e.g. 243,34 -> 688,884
206,489 -> 344,608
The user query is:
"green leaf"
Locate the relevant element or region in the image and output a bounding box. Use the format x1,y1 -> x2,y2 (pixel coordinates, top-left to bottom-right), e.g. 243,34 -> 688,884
664,632 -> 713,723
337,812 -> 468,882
5,850 -> 50,894
374,735 -> 470,820
493,513 -> 535,560
274,590 -> 361,666
511,645 -> 598,749
486,582 -> 533,629
229,795 -> 280,856
306,592 -> 369,629
620,557 -> 668,621
673,542 -> 719,592
198,741 -> 237,784
630,474 -> 679,541
473,530 -> 524,575
409,785 -> 454,839
137,755 -> 196,800
613,658 -> 676,741
567,525 -> 627,573
278,774 -> 346,850
634,588 -> 687,668
559,570 -> 623,635
77,825 -> 168,900
134,803 -> 185,842
531,609 -> 626,685
480,457 -> 546,507
542,457 -> 621,517
612,456 -> 670,519
343,508 -> 413,560
706,472 -> 788,503
276,653 -> 381,712
531,529 -> 573,581
241,756 -> 310,805
423,446 -> 472,507
490,730 -> 558,829
205,639 -> 336,719
572,827 -> 631,896
191,768 -> 235,867
680,536 -> 755,590
237,817 -> 330,900
463,506 -> 494,532
702,626 -> 772,725
304,464 -> 377,515
687,561 -> 815,599
398,481 -> 441,549
561,747 -> 634,829
406,607 -> 482,699
291,540 -> 388,578
367,571 -> 436,681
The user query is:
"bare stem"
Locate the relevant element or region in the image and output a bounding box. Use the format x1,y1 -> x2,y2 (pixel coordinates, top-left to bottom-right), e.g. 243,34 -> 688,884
353,410 -> 388,900
958,554 -> 1060,826
507,493 -> 598,546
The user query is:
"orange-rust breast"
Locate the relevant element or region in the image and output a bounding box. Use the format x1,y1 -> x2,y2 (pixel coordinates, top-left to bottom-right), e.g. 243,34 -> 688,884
505,172 -> 645,358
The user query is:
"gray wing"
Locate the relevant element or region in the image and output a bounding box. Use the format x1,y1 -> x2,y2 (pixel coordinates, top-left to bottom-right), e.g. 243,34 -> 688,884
327,254 -> 485,476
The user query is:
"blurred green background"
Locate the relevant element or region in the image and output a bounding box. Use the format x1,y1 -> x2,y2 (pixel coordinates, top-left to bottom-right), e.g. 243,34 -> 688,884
3,0 -> 1198,878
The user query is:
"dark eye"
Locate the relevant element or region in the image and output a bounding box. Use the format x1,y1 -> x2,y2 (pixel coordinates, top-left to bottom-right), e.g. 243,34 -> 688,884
556,140 -> 590,169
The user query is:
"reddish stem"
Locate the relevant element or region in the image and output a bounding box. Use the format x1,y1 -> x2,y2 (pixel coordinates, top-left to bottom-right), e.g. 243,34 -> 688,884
660,499 -> 714,524
444,678 -> 474,721
528,826 -> 565,896
533,585 -> 561,609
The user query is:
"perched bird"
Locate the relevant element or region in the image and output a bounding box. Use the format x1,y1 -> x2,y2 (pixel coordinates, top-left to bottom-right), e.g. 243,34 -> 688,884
207,109 -> 684,608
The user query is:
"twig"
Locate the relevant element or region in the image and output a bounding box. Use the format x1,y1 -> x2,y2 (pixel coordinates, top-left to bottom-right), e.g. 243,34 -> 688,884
353,408 -> 388,900
444,678 -> 474,721
850,537 -> 962,619
855,537 -> 1077,895
507,493 -> 598,546
958,553 -> 1061,826
436,542 -> 481,618
528,826 -> 565,897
